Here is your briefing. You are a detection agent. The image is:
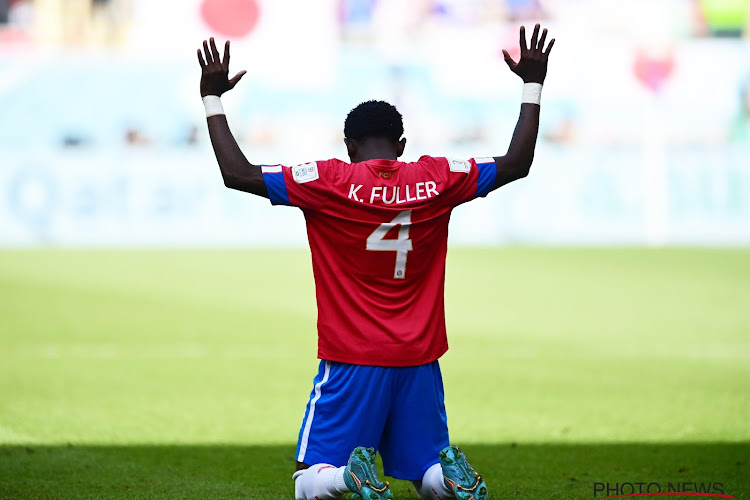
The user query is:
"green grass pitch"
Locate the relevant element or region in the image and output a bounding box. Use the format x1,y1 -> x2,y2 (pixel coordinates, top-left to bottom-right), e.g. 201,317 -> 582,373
1,248 -> 748,499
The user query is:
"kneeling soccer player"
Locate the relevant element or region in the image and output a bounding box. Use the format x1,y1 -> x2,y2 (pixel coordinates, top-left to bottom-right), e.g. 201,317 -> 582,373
197,23 -> 554,500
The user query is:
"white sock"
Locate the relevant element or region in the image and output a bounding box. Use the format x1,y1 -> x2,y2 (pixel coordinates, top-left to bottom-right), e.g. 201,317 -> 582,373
415,463 -> 454,499
292,464 -> 349,500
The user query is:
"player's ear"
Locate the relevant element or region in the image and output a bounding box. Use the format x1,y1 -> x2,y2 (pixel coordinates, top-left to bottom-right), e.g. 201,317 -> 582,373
345,137 -> 358,161
396,137 -> 406,158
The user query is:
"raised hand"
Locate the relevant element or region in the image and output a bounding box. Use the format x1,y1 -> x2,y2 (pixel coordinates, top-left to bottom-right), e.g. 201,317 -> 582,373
502,24 -> 554,84
197,38 -> 247,97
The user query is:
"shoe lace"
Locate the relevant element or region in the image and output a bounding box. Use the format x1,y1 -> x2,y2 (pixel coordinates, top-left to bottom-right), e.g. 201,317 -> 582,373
365,479 -> 390,493
456,475 -> 482,492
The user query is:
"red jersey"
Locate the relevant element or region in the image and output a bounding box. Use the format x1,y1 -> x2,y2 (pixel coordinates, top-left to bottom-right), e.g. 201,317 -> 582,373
261,156 -> 497,367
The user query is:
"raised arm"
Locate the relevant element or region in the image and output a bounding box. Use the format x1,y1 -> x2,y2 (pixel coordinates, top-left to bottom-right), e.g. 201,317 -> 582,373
492,24 -> 555,190
198,38 -> 268,198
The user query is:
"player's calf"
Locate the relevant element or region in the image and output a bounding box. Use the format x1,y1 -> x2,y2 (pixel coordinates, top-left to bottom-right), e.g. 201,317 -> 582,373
292,447 -> 392,500
293,463 -> 349,500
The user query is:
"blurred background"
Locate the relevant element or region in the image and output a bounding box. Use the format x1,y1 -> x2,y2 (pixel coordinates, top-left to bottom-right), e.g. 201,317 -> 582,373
1,0 -> 749,247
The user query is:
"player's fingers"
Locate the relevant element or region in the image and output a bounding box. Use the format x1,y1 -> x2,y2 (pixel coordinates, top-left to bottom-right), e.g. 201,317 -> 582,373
519,25 -> 528,55
543,38 -> 555,56
223,40 -> 231,70
197,48 -> 207,68
530,23 -> 539,51
209,37 -> 221,66
538,28 -> 548,52
502,49 -> 516,69
203,40 -> 213,64
228,70 -> 247,88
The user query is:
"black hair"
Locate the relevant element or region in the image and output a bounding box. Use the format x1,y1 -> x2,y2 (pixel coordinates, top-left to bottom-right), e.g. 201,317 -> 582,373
344,100 -> 404,142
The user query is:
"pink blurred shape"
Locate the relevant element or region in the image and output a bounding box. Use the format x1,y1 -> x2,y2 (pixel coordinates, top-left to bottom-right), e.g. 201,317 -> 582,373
200,0 -> 260,38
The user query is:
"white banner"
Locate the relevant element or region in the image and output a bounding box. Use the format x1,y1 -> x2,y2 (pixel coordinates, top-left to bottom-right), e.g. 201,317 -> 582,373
1,146 -> 749,247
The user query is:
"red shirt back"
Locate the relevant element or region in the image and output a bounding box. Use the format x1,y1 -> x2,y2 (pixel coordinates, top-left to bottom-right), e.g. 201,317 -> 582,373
262,155 -> 496,366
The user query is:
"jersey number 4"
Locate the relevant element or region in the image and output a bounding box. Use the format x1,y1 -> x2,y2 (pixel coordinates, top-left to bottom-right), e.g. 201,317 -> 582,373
366,210 -> 413,279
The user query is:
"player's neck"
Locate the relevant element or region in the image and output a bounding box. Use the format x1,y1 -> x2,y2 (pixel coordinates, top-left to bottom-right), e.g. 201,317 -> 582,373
347,137 -> 403,163
354,152 -> 399,162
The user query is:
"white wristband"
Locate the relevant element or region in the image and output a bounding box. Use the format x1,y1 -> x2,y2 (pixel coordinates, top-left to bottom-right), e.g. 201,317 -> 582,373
522,83 -> 543,105
202,95 -> 225,117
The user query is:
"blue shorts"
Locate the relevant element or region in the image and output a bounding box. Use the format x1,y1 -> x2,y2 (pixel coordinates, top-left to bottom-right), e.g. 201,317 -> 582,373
295,360 -> 449,480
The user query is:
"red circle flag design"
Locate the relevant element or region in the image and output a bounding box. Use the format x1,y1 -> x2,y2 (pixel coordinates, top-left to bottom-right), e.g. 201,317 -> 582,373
200,0 -> 260,38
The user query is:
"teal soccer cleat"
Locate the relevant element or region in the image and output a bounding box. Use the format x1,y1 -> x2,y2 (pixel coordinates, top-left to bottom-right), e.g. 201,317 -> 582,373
343,446 -> 393,500
440,445 -> 488,500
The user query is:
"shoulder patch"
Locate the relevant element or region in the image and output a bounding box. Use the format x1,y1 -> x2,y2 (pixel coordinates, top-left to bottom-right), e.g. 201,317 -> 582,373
292,162 -> 319,184
448,158 -> 471,173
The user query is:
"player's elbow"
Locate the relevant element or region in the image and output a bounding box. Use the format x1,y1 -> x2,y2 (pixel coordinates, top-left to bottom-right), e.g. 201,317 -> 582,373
515,161 -> 531,178
509,153 -> 534,179
222,173 -> 245,190
519,160 -> 532,178
494,153 -> 533,187
222,174 -> 237,189
220,171 -> 268,197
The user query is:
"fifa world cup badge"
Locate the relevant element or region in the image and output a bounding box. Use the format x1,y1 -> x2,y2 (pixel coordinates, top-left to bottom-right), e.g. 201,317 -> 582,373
293,162 -> 320,183
448,158 -> 471,173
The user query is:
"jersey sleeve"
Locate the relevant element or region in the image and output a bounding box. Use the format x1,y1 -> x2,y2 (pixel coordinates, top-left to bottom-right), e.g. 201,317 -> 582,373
420,156 -> 497,207
260,159 -> 337,210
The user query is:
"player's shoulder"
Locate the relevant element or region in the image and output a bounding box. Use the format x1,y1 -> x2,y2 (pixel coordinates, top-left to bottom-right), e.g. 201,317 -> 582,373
410,155 -> 449,171
414,155 -> 469,170
292,158 -> 348,171
417,155 -> 495,173
415,155 -> 445,166
413,155 -> 473,179
286,158 -> 347,184
316,158 -> 349,167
